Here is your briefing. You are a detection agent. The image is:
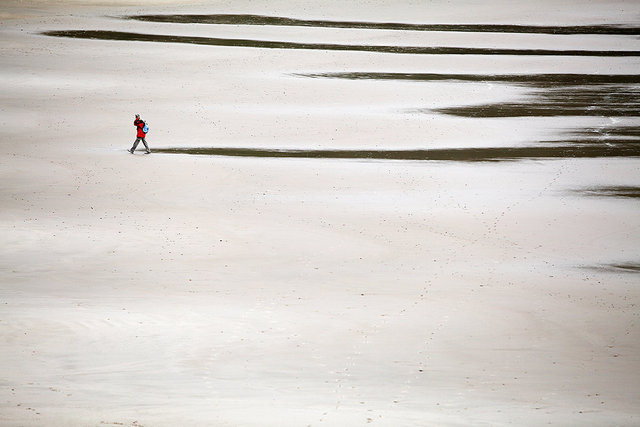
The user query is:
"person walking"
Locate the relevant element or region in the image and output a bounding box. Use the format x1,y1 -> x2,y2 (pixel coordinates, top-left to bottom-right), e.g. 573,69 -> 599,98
129,114 -> 150,154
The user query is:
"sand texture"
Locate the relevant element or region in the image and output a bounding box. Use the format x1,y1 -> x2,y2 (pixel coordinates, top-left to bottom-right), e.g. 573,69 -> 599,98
1,1 -> 639,426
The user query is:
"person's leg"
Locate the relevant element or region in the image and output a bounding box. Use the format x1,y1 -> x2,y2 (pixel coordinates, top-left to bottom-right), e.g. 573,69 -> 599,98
130,138 -> 141,152
142,138 -> 150,153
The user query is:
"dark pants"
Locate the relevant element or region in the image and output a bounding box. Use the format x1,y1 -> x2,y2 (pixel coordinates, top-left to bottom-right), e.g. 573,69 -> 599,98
131,137 -> 149,152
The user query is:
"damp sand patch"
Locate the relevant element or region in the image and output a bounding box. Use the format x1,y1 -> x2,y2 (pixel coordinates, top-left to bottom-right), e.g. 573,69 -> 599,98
41,31 -> 640,57
125,14 -> 640,36
153,145 -> 640,162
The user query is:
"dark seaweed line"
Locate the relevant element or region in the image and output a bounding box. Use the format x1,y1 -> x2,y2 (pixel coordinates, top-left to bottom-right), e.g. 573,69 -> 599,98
128,14 -> 640,35
153,145 -> 640,162
299,72 -> 640,87
42,31 -> 640,57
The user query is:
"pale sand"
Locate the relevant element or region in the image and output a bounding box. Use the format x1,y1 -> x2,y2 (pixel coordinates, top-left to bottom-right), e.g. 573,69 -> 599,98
1,1 -> 639,426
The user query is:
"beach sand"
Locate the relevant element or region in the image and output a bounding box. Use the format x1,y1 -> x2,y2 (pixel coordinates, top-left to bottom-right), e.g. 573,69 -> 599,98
1,1 -> 639,425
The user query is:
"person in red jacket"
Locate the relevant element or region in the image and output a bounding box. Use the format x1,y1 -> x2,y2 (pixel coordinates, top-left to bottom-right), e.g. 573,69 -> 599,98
129,114 -> 150,154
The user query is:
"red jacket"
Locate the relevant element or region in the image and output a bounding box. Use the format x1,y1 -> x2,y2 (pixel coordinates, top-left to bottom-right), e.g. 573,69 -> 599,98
134,119 -> 146,138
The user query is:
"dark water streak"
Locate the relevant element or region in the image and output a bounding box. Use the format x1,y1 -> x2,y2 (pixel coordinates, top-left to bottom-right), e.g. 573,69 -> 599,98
566,126 -> 640,139
608,263 -> 640,272
433,86 -> 640,118
576,186 -> 640,199
153,145 -> 640,162
42,30 -> 640,57
590,263 -> 640,273
543,126 -> 640,146
127,14 -> 640,36
541,139 -> 640,146
299,72 -> 640,88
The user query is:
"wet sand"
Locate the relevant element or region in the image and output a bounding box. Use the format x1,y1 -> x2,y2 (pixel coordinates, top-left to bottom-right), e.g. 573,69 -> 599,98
1,1 -> 640,426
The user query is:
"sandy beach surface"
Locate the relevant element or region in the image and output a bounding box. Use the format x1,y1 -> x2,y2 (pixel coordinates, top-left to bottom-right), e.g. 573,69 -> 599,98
1,1 -> 639,425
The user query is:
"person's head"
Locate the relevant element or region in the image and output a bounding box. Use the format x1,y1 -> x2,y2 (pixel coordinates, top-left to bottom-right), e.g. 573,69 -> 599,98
135,114 -> 140,119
